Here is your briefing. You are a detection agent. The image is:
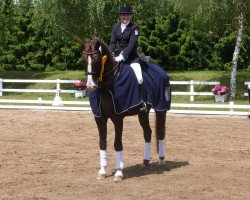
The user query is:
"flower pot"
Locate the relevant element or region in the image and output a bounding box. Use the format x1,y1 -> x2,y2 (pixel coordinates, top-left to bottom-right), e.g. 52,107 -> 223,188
75,90 -> 86,98
214,94 -> 228,102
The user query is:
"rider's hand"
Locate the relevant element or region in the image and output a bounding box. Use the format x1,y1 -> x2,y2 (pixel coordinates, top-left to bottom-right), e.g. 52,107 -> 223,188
115,54 -> 124,62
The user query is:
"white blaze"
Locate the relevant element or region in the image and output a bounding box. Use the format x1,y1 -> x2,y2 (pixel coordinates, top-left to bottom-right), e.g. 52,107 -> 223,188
86,56 -> 96,88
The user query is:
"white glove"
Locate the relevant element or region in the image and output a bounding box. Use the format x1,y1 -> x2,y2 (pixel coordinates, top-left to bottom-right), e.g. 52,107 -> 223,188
115,54 -> 124,62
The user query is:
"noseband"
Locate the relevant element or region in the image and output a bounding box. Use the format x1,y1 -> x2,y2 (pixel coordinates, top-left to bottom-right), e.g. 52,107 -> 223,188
83,50 -> 100,55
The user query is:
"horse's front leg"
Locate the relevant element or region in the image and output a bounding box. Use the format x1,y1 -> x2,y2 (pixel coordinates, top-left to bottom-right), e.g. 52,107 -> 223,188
95,116 -> 108,179
111,116 -> 124,182
155,111 -> 167,165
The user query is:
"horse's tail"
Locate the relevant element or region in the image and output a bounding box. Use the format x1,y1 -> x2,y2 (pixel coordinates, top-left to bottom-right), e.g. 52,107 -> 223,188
155,111 -> 166,154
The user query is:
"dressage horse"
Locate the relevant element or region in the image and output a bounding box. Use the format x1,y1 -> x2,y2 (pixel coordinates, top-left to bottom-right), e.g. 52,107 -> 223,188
77,38 -> 171,182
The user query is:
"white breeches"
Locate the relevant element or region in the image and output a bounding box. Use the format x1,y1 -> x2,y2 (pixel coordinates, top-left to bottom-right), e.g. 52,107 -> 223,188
130,63 -> 143,84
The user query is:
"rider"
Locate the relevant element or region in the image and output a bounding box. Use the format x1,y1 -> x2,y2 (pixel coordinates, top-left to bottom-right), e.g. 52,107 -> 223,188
109,6 -> 147,113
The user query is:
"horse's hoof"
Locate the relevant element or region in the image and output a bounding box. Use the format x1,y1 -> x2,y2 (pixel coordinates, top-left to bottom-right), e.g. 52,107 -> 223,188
113,170 -> 123,182
97,168 -> 107,180
158,159 -> 165,165
97,173 -> 107,180
248,115 -> 250,119
113,175 -> 123,182
143,159 -> 150,166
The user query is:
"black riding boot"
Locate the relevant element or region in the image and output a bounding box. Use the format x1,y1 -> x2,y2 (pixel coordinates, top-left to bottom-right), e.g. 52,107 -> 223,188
139,83 -> 147,113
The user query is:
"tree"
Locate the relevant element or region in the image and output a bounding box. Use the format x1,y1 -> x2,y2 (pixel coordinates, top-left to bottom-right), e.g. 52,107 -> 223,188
0,0 -> 19,70
169,0 -> 250,100
229,0 -> 250,101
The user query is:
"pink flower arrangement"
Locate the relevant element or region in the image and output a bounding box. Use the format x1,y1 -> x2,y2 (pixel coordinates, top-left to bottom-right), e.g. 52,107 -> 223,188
211,84 -> 229,95
73,81 -> 87,90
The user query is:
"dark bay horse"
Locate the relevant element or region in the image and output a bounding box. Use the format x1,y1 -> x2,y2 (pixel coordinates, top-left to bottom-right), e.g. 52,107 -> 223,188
77,38 -> 171,182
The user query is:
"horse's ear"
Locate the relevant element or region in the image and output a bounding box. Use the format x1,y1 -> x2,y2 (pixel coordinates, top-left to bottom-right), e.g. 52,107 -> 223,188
76,36 -> 85,48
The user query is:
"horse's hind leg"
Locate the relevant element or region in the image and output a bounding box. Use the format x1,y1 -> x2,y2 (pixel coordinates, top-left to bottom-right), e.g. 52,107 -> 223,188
155,111 -> 166,164
111,116 -> 124,182
138,111 -> 152,165
95,116 -> 108,179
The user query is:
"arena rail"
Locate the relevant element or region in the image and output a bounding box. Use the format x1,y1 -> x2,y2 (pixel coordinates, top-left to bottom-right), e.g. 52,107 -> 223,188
0,78 -> 80,106
0,79 -> 249,116
171,80 -> 220,101
0,79 -> 219,102
0,102 -> 249,116
0,78 -> 78,94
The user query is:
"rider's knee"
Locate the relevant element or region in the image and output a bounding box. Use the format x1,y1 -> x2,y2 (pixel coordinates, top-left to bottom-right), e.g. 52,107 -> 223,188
130,63 -> 143,84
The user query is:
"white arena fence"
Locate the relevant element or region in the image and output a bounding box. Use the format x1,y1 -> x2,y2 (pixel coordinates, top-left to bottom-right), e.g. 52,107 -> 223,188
0,79 -> 249,116
244,82 -> 250,97
171,80 -> 220,101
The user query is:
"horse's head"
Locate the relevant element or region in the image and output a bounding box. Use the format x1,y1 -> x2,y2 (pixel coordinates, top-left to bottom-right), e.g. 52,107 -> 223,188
77,37 -> 117,91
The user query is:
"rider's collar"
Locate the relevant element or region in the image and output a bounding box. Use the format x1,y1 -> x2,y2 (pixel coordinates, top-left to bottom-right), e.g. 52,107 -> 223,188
121,21 -> 130,28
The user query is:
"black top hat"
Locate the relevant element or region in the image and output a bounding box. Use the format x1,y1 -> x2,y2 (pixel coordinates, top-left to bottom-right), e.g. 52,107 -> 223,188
118,6 -> 133,14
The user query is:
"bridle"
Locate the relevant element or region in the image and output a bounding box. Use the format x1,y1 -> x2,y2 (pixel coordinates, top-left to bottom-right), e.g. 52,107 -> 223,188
83,50 -> 100,55
83,50 -> 100,76
82,49 -> 119,87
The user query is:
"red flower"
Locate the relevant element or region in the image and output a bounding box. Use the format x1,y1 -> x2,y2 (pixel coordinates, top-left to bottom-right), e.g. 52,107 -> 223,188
211,84 -> 229,95
73,81 -> 87,90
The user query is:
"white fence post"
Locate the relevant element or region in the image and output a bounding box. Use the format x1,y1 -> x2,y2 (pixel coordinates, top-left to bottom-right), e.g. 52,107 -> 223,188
243,82 -> 250,98
190,80 -> 194,102
0,78 -> 2,96
229,101 -> 234,114
52,79 -> 63,106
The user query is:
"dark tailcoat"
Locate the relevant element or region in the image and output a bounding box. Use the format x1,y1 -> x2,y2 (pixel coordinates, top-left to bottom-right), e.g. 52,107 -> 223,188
109,22 -> 139,64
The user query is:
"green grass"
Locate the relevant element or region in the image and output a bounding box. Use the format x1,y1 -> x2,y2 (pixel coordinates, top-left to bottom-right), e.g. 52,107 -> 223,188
0,70 -> 249,106
0,70 -> 87,101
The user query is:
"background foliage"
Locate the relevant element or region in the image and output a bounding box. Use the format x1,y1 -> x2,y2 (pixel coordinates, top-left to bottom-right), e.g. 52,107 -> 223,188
0,0 -> 249,71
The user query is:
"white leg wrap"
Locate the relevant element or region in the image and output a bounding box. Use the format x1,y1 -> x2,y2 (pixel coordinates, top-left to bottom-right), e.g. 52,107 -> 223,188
130,63 -> 143,84
115,151 -> 124,170
144,142 -> 151,160
100,150 -> 108,167
159,139 -> 165,157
